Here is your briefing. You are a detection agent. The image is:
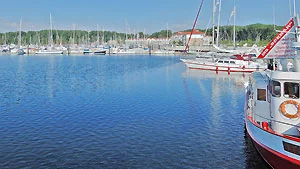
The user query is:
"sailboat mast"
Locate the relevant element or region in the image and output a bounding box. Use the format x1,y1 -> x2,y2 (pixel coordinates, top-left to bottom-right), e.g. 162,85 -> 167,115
4,33 -> 6,46
166,22 -> 169,40
18,18 -> 22,48
212,0 -> 215,47
50,13 -> 53,47
216,0 -> 222,47
73,24 -> 76,46
233,5 -> 236,48
97,24 -> 99,46
102,26 -> 104,45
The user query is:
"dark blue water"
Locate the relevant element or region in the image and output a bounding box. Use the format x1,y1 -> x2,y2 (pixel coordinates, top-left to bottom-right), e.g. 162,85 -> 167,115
0,55 -> 270,168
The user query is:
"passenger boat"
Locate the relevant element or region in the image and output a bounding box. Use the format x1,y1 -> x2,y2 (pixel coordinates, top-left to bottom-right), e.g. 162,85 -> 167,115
180,55 -> 266,73
244,12 -> 300,168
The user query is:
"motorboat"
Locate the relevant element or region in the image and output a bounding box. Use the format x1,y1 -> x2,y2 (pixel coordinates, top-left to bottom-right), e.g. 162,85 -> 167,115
181,55 -> 266,73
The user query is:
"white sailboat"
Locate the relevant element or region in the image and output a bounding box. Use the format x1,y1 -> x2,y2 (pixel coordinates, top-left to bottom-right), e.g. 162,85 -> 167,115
181,0 -> 267,73
17,18 -> 25,55
35,13 -> 63,55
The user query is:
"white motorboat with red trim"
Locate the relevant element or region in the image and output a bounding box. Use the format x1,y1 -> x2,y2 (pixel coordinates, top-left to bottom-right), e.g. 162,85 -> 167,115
245,10 -> 300,168
181,56 -> 266,73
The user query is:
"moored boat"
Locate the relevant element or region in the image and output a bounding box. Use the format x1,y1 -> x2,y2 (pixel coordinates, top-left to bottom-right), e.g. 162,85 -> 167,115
181,56 -> 266,73
94,50 -> 106,55
35,50 -> 63,54
245,10 -> 300,168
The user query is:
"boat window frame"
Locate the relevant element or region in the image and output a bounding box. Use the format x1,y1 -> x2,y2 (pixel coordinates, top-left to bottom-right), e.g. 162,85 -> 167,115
283,82 -> 299,99
271,80 -> 281,98
257,88 -> 266,101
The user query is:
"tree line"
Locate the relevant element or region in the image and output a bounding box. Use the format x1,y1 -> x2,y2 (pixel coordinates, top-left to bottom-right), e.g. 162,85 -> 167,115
198,23 -> 283,46
0,23 -> 282,46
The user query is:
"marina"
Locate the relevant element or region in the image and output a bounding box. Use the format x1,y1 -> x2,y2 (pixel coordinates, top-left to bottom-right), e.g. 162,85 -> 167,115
1,0 -> 300,168
0,54 -> 269,168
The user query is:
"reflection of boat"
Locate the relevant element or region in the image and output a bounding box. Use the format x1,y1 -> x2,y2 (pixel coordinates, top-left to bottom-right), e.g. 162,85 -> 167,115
245,13 -> 300,169
181,56 -> 266,73
182,68 -> 249,87
243,127 -> 271,169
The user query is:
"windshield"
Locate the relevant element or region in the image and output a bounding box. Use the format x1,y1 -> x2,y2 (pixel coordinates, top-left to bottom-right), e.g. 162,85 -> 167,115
284,82 -> 299,99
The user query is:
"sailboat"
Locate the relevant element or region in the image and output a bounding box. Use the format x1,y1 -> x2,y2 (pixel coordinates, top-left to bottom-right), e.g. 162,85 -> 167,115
17,18 -> 25,55
93,24 -> 106,55
180,0 -> 267,73
35,14 -> 63,55
244,3 -> 300,168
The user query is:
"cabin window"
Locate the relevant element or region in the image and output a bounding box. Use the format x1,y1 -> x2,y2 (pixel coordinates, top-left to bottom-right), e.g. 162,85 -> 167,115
218,60 -> 223,63
224,61 -> 229,64
257,89 -> 266,101
230,61 -> 235,64
271,81 -> 281,97
284,82 -> 299,99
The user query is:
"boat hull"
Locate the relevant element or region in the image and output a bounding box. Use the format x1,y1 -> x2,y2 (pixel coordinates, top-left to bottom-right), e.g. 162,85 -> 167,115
35,51 -> 63,54
182,59 -> 264,73
245,110 -> 300,168
94,51 -> 106,55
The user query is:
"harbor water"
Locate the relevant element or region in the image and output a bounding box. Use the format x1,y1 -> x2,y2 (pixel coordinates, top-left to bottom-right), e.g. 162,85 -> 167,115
0,55 -> 270,168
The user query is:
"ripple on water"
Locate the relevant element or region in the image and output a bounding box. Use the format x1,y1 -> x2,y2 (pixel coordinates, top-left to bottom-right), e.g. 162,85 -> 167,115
0,55 -> 269,168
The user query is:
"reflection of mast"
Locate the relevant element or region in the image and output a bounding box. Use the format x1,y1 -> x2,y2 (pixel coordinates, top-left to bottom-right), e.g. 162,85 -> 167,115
48,57 -> 55,99
16,56 -> 24,102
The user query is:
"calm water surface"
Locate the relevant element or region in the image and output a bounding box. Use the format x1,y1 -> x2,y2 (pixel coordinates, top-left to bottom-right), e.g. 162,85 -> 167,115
0,55 -> 270,168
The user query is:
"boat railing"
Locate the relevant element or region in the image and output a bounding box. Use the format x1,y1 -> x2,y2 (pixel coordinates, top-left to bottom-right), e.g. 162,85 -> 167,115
252,112 -> 300,134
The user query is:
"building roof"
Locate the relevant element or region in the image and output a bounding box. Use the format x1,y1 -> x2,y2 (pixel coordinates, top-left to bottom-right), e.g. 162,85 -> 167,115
174,30 -> 205,35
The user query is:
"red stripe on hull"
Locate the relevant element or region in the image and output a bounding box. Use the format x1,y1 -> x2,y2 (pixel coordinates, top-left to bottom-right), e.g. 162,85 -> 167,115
246,119 -> 300,169
188,67 -> 254,73
252,139 -> 300,169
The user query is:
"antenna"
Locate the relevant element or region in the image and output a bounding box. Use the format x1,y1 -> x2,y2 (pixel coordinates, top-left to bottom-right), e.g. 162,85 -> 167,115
273,5 -> 276,31
289,0 -> 292,18
294,0 -> 296,17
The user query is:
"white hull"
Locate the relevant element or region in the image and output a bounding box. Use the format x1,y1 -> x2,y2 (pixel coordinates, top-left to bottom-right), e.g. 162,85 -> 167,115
181,59 -> 265,73
35,51 -> 63,54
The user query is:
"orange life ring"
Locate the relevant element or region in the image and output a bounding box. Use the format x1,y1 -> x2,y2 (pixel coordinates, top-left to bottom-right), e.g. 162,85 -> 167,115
280,100 -> 300,119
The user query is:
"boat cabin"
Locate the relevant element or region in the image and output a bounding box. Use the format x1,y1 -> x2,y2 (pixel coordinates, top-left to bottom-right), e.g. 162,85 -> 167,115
248,71 -> 300,136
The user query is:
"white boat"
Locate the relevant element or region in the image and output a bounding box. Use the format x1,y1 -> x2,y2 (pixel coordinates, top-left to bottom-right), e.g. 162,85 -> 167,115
181,56 -> 266,73
35,50 -> 63,54
245,10 -> 300,168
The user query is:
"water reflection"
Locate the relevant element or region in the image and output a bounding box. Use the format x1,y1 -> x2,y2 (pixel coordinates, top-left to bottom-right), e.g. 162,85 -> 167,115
182,68 -> 270,168
243,126 -> 271,169
0,55 -> 270,168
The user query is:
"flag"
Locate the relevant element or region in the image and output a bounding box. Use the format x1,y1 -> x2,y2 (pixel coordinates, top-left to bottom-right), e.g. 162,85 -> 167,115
228,7 -> 235,24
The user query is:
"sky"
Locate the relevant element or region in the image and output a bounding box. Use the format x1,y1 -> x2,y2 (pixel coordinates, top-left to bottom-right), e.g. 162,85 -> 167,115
0,0 -> 299,34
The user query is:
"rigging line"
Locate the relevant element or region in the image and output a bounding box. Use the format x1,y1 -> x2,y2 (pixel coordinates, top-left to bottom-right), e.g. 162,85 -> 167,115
183,0 -> 205,54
